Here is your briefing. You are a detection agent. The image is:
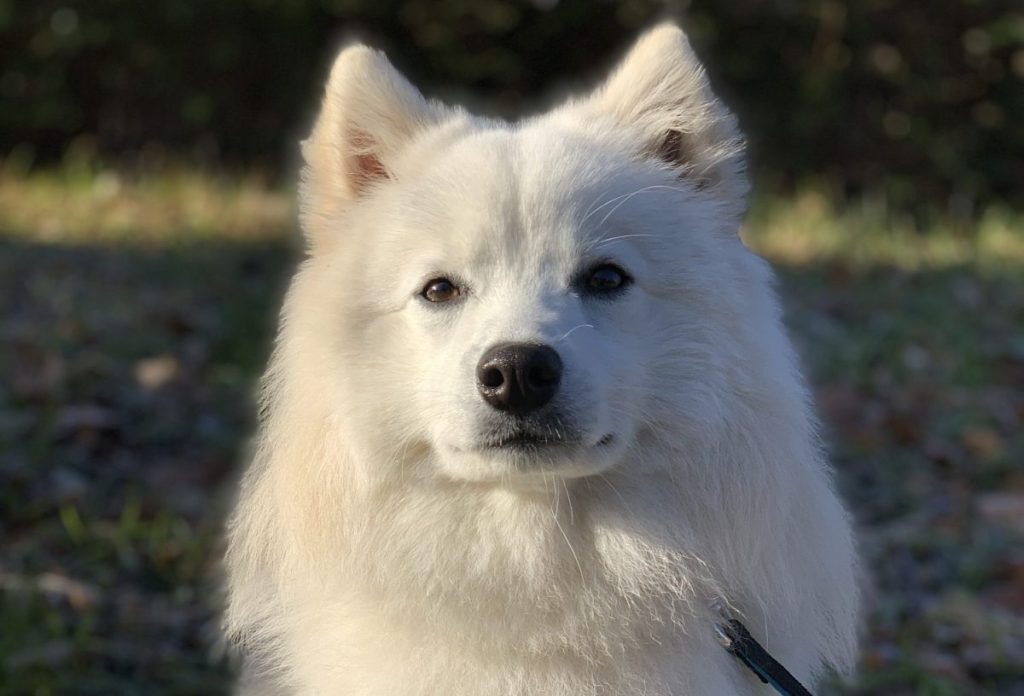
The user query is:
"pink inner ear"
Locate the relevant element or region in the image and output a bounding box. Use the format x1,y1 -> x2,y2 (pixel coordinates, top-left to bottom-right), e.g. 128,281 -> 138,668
656,130 -> 699,172
657,130 -> 684,165
654,130 -> 711,190
355,152 -> 387,185
349,129 -> 389,193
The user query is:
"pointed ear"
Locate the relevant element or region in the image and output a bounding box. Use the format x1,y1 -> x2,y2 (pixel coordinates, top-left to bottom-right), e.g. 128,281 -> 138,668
588,23 -> 748,216
300,45 -> 448,250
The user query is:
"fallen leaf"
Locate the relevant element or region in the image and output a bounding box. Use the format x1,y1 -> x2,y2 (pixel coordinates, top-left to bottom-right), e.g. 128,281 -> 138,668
134,354 -> 179,390
977,492 -> 1024,535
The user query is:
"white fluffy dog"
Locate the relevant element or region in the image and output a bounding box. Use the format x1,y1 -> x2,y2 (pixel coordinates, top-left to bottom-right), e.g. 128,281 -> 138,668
225,23 -> 860,695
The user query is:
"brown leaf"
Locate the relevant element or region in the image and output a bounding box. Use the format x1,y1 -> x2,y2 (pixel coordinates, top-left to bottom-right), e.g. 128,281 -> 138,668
134,354 -> 180,390
977,492 -> 1024,535
960,426 -> 1004,461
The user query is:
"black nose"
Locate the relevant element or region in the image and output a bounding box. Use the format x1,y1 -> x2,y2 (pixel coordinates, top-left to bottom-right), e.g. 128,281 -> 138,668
476,343 -> 562,414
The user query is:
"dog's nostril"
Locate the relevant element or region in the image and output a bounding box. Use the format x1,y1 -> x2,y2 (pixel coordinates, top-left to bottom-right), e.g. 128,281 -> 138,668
480,366 -> 504,388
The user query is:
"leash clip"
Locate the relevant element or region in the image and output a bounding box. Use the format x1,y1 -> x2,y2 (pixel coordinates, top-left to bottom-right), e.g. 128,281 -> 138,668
710,601 -> 815,696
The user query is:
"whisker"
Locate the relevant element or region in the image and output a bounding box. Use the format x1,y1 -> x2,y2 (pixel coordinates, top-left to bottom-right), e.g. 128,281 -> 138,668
553,512 -> 585,584
581,185 -> 689,253
552,472 -> 558,516
597,473 -> 630,511
580,184 -> 675,227
556,323 -> 595,342
580,189 -> 636,226
590,233 -> 665,250
591,187 -> 659,233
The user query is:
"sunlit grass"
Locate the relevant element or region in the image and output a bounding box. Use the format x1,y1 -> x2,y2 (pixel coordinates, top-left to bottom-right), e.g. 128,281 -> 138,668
2,166 -> 1021,270
744,190 -> 1024,270
0,166 -> 293,245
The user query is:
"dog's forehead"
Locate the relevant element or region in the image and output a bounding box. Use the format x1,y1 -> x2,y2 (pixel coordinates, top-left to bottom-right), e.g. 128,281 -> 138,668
402,126 -> 642,262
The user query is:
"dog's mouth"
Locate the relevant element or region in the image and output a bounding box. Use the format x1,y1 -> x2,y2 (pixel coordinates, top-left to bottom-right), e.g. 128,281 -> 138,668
443,430 -> 621,483
482,431 -> 614,452
485,432 -> 570,451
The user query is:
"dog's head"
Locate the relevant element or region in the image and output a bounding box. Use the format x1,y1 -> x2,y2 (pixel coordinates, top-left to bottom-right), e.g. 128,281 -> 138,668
294,24 -> 757,486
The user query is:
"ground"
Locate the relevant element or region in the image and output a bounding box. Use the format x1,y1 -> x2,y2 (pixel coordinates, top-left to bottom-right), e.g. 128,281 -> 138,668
1,168 -> 1022,695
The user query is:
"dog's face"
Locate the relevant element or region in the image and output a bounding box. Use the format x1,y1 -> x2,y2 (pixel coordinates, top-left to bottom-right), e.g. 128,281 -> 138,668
297,25 -> 750,486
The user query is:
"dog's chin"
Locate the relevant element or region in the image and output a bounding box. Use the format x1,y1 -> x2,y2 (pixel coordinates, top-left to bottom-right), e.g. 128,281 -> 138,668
437,433 -> 622,487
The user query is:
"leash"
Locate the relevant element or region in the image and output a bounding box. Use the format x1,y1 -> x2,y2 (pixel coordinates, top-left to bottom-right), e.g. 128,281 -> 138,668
714,615 -> 814,696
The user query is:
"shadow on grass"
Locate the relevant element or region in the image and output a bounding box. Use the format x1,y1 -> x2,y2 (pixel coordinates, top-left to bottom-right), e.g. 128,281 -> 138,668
773,261 -> 1024,695
1,235 -> 1021,694
0,233 -> 295,695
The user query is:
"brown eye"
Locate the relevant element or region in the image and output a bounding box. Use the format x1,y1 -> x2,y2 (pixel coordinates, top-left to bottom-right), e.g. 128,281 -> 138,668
586,264 -> 630,293
421,278 -> 461,303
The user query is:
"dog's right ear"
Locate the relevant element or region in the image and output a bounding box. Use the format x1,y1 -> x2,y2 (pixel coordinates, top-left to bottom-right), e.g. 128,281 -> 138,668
300,45 -> 448,251
582,23 -> 748,219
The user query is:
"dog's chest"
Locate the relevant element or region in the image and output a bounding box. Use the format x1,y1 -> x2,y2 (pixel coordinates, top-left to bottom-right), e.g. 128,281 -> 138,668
281,579 -> 764,696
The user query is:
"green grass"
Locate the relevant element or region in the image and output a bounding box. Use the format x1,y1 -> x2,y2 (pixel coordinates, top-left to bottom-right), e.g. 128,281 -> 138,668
1,167 -> 1022,694
744,190 -> 1024,271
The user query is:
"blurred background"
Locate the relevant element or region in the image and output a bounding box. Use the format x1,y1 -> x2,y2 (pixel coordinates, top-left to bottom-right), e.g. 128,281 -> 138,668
1,1 -> 1021,694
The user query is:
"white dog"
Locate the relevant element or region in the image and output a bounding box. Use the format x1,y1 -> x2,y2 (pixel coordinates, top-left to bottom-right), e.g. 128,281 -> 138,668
225,23 -> 860,695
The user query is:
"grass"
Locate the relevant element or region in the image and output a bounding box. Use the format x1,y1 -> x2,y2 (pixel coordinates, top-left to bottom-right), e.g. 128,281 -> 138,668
745,190 -> 1024,270
0,166 -> 291,245
1,166 -> 1022,695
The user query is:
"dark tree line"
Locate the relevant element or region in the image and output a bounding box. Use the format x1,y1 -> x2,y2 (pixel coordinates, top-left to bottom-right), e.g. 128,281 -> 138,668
1,0 -> 1021,213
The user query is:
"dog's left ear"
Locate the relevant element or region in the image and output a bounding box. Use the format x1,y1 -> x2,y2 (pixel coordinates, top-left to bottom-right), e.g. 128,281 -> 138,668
586,23 -> 749,216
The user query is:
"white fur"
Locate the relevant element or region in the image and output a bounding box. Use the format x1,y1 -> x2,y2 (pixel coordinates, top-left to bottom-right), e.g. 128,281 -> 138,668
225,23 -> 860,695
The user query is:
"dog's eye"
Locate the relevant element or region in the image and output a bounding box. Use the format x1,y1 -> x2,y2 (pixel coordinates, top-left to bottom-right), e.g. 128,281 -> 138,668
421,277 -> 461,303
585,264 -> 631,294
